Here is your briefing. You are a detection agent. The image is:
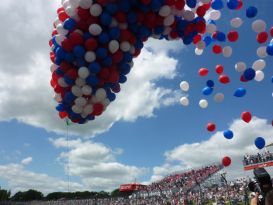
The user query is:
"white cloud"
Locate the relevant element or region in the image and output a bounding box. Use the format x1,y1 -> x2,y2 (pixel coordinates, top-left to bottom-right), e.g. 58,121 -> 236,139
21,157 -> 32,165
0,1 -> 180,137
149,117 -> 273,181
0,163 -> 84,194
50,138 -> 148,191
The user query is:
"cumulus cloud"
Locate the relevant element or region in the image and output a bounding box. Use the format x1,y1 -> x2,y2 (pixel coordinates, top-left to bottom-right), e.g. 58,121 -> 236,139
50,138 -> 148,191
21,157 -> 32,165
0,163 -> 84,194
0,1 -> 180,137
149,117 -> 273,181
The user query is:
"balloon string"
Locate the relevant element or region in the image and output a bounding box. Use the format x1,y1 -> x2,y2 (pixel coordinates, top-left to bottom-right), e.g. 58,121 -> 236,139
66,121 -> 70,193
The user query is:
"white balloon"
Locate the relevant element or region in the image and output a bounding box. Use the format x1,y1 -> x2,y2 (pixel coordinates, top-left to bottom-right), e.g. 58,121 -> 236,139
89,24 -> 102,36
58,78 -> 68,87
102,99 -> 110,109
257,46 -> 268,58
180,81 -> 189,92
82,85 -> 92,95
254,70 -> 265,81
214,93 -> 224,103
252,19 -> 266,33
180,97 -> 189,106
199,99 -> 208,109
159,5 -> 171,17
163,15 -> 175,26
120,41 -> 131,52
230,17 -> 243,28
130,46 -> 136,54
79,0 -> 93,9
75,78 -> 86,87
90,3 -> 102,16
72,105 -> 83,114
75,97 -> 87,107
119,23 -> 128,30
83,104 -> 93,114
235,62 -> 246,72
95,88 -> 107,101
210,10 -> 221,21
195,48 -> 204,55
65,6 -> 76,17
85,51 -> 96,62
183,10 -> 195,21
206,24 -> 217,34
196,41 -> 206,50
56,24 -> 69,35
223,46 -> 232,58
50,64 -> 57,73
69,0 -> 80,8
108,40 -> 119,54
54,94 -> 62,103
72,86 -> 83,97
55,35 -> 66,46
78,67 -> 90,79
252,59 -> 266,71
110,18 -> 118,27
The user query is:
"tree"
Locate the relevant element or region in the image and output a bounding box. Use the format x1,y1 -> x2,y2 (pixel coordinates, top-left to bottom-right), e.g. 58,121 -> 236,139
12,189 -> 43,201
0,188 -> 11,200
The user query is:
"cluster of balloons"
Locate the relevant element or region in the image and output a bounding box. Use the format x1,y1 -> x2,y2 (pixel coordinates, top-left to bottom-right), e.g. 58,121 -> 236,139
50,0 -> 217,123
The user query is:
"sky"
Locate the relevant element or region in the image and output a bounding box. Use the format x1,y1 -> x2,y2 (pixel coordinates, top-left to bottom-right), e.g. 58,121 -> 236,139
0,0 -> 273,195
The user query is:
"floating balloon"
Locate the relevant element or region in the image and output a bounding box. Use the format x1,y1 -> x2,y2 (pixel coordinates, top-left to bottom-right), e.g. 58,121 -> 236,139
257,32 -> 269,44
218,75 -> 230,84
252,59 -> 266,71
255,137 -> 266,150
202,86 -> 213,95
227,31 -> 239,42
223,46 -> 233,57
180,97 -> 189,106
214,93 -> 225,103
180,81 -> 190,92
206,80 -> 215,88
266,43 -> 273,56
234,88 -> 246,97
199,68 -> 209,76
246,6 -> 258,18
211,0 -> 224,10
213,44 -> 222,54
230,17 -> 243,28
210,10 -> 221,20
215,65 -> 224,75
223,130 -> 234,139
252,20 -> 267,33
207,122 -> 216,132
222,156 -> 232,167
271,27 -> 273,37
256,46 -> 268,58
241,111 -> 252,123
254,70 -> 265,82
235,62 -> 247,72
199,99 -> 208,108
243,68 -> 256,81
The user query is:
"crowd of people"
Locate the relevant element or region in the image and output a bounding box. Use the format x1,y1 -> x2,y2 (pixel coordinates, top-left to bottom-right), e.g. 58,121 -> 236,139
243,151 -> 273,166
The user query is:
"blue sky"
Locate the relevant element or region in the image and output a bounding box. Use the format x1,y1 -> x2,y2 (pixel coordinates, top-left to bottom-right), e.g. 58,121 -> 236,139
0,0 -> 273,194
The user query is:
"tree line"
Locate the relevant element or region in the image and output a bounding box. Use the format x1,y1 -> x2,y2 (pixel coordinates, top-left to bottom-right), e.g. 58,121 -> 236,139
0,187 -> 131,202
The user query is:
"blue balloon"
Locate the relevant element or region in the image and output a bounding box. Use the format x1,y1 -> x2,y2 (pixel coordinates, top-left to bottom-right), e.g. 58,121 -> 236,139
223,130 -> 234,139
109,27 -> 121,40
56,47 -> 66,59
64,92 -> 76,104
266,44 -> 273,56
88,62 -> 101,73
64,53 -> 75,63
105,3 -> 118,14
234,88 -> 246,97
127,11 -> 137,23
216,32 -> 226,42
96,47 -> 108,59
206,80 -> 215,88
227,0 -> 238,10
86,75 -> 99,86
119,74 -> 127,83
63,76 -> 74,86
102,56 -> 112,67
211,0 -> 224,10
75,58 -> 86,67
73,46 -> 85,58
55,67 -> 64,76
255,137 -> 266,149
151,0 -> 162,11
63,18 -> 76,31
186,0 -> 197,8
120,63 -> 131,75
246,6 -> 258,18
100,12 -> 112,26
243,68 -> 256,81
56,104 -> 65,112
202,86 -> 213,95
203,36 -> 213,46
98,32 -> 110,44
271,76 -> 273,83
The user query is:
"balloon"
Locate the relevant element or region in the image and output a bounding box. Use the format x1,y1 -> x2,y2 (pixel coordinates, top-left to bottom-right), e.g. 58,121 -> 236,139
180,81 -> 190,92
252,59 -> 266,71
241,111 -> 252,123
223,130 -> 234,139
227,0 -> 238,10
267,44 -> 273,56
227,31 -> 239,42
180,97 -> 189,106
222,156 -> 232,167
255,137 -> 266,150
257,32 -> 269,44
234,88 -> 246,97
230,17 -> 243,28
202,86 -> 213,95
246,6 -> 258,18
235,62 -> 246,72
256,46 -> 268,58
199,99 -> 208,109
212,44 -> 222,54
211,0 -> 224,10
223,46 -> 233,57
254,70 -> 265,82
195,48 -> 204,55
243,68 -> 256,81
207,122 -> 216,132
252,20 -> 267,33
218,75 -> 230,84
210,10 -> 221,20
199,68 -> 209,76
215,65 -> 224,75
206,80 -> 215,88
214,93 -> 225,103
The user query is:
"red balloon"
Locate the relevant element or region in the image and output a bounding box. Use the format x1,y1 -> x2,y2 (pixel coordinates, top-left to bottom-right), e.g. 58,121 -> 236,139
270,27 -> 273,37
240,75 -> 248,82
257,32 -> 269,44
59,111 -> 68,119
207,122 -> 216,132
92,103 -> 104,116
241,111 -> 252,123
236,0 -> 243,10
218,75 -> 230,84
212,44 -> 222,54
222,156 -> 232,167
84,38 -> 98,51
227,31 -> 239,42
272,120 -> 273,126
215,65 -> 224,75
193,34 -> 202,44
198,68 -> 209,76
196,5 -> 207,17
